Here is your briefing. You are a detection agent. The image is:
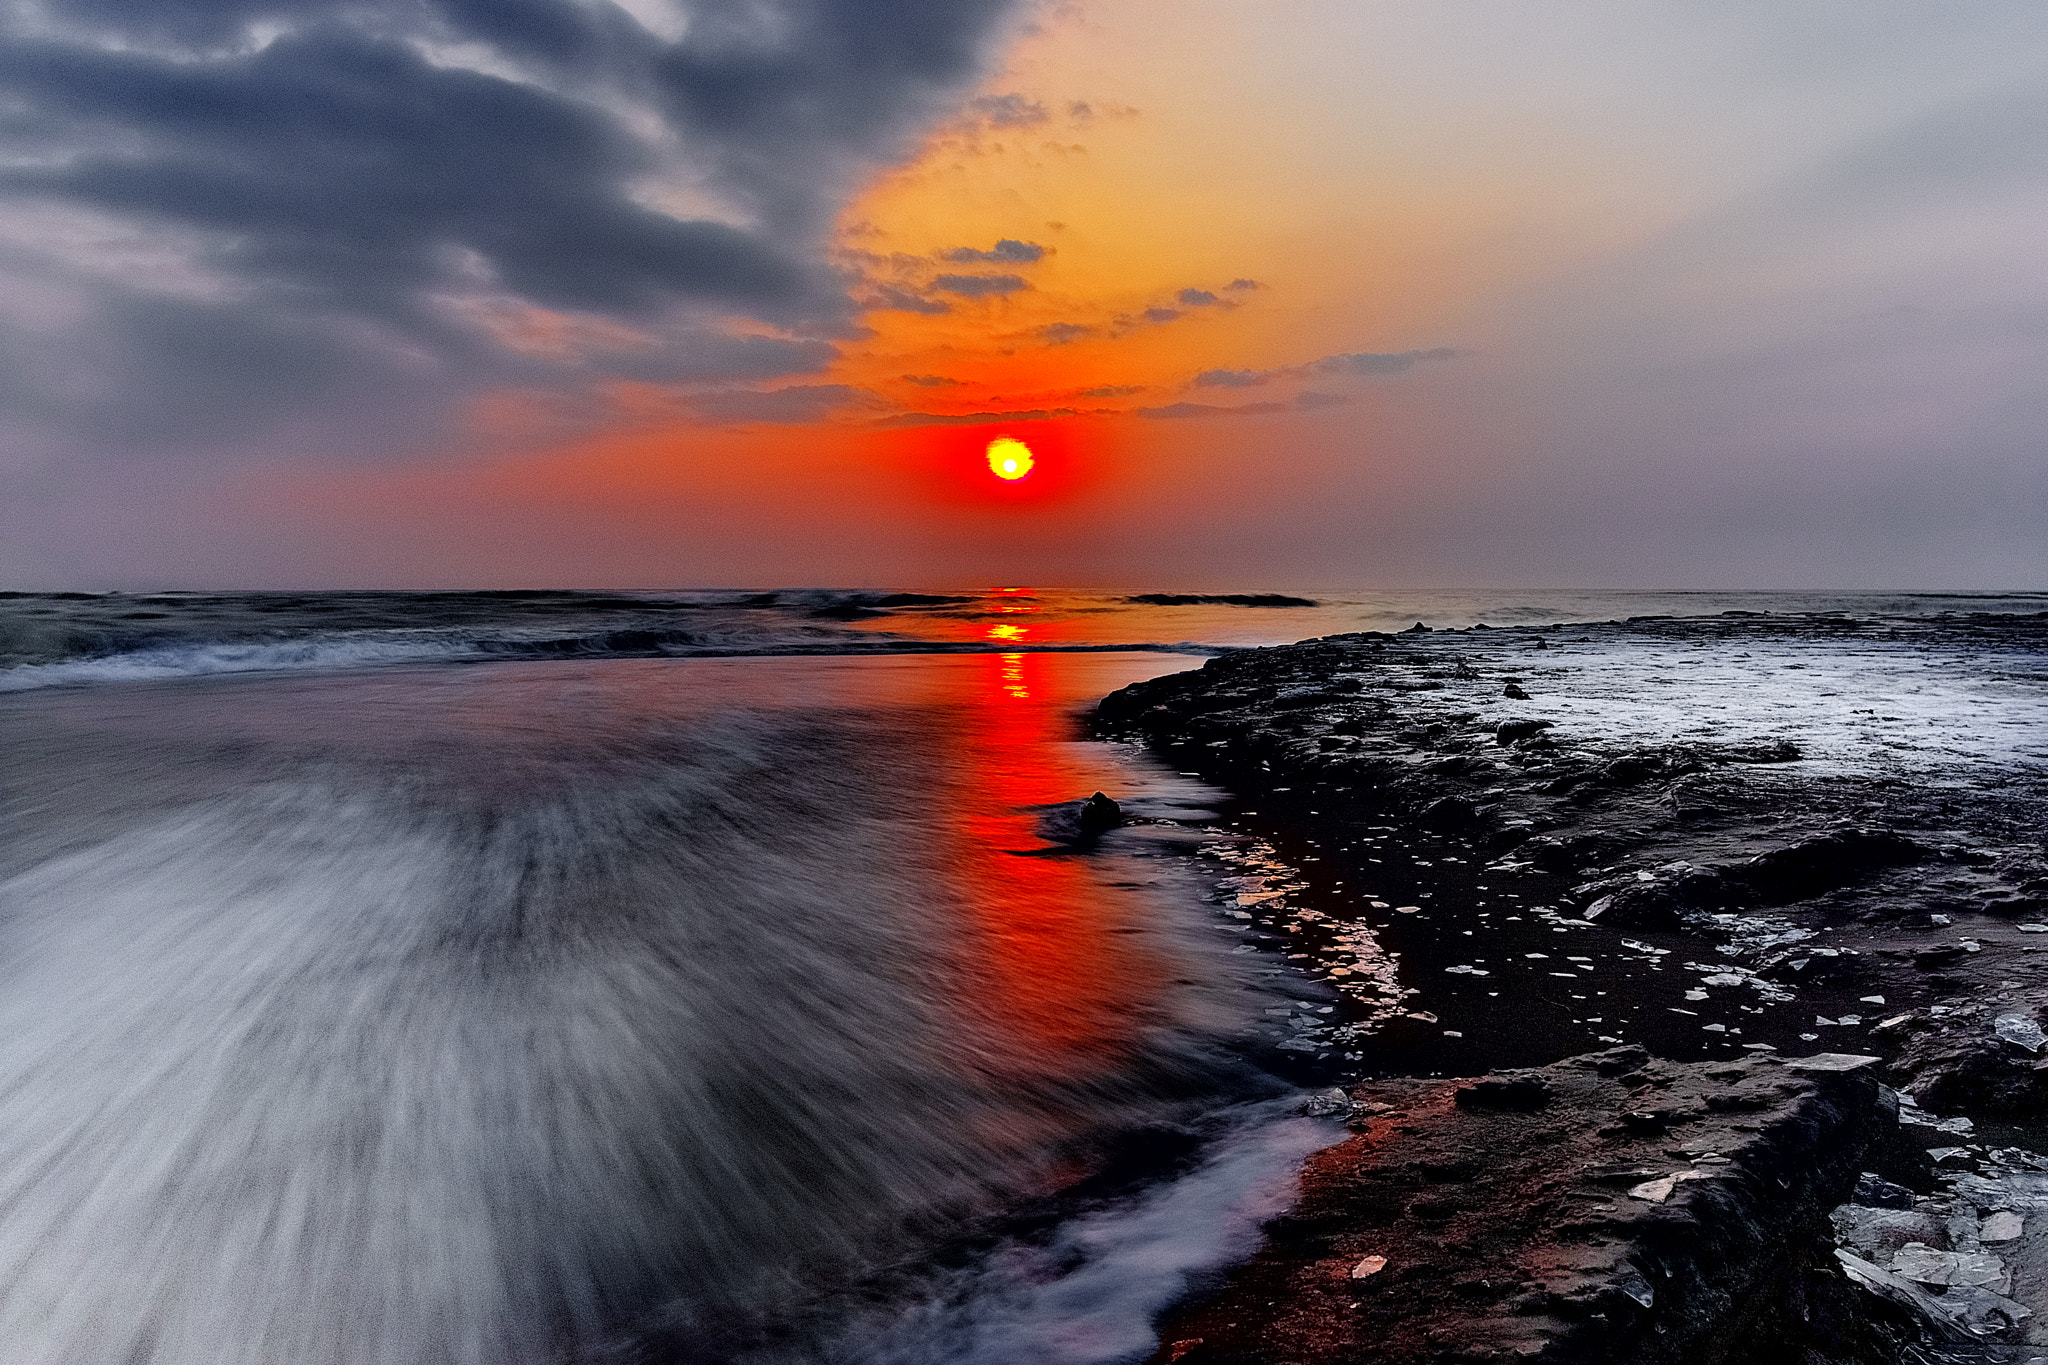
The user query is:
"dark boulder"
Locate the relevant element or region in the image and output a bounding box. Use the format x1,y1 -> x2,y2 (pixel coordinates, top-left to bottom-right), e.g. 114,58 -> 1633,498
1494,718 -> 1556,745
1887,1010 -> 2048,1116
1079,792 -> 1123,832
1742,828 -> 1929,899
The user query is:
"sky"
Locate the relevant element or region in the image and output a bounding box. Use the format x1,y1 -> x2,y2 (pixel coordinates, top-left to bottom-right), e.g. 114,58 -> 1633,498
2,0 -> 2045,589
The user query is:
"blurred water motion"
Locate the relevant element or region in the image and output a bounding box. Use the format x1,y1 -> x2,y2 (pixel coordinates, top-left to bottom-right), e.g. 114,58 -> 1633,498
0,652 -> 1247,1364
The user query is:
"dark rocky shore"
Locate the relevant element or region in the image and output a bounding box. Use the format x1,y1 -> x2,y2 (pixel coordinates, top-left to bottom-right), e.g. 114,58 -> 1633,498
1090,612 -> 2048,1363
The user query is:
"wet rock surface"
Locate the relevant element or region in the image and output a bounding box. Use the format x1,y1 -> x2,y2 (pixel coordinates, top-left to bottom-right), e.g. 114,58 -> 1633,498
1150,1048 -> 1896,1365
1090,611 -> 2048,1362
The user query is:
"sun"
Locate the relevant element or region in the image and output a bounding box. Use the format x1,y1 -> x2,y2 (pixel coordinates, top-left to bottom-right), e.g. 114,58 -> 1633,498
986,436 -> 1034,481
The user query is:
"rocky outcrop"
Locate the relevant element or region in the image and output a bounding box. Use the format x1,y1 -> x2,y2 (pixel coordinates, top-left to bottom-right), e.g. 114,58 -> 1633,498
1152,1050 -> 1897,1365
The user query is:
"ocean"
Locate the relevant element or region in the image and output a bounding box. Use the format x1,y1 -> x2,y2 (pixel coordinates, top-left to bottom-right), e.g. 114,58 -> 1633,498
2,586 -> 2044,1363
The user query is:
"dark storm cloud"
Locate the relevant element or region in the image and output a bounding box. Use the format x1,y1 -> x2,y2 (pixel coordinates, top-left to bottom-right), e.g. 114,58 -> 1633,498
939,239 -> 1046,264
930,273 -> 1029,297
0,0 -> 1023,465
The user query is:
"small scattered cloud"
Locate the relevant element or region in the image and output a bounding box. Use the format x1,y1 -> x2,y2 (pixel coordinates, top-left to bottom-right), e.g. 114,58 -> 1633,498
902,374 -> 961,387
1194,368 -> 1265,388
1067,100 -> 1094,121
1177,288 -> 1219,307
1039,322 -> 1094,345
1227,278 -> 1261,291
969,94 -> 1050,128
932,273 -> 1030,297
1187,346 -> 1463,391
1078,384 -> 1144,398
879,407 -> 1080,427
694,385 -> 863,425
861,284 -> 951,315
940,239 -> 1047,264
1312,347 -> 1463,376
1137,400 -> 1290,420
1143,307 -> 1181,324
1139,390 -> 1342,420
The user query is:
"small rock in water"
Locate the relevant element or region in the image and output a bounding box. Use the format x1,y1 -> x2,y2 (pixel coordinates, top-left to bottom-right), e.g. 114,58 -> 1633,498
1994,1013 -> 2047,1054
1501,683 -> 1530,700
1078,792 -> 1123,832
1351,1254 -> 1388,1280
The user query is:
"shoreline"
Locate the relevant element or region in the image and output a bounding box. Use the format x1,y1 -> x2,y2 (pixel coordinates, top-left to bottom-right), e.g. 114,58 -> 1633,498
1090,611 -> 2048,1361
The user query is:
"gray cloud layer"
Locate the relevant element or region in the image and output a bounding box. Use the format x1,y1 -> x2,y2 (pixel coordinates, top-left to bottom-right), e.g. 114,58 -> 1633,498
0,0 -> 1021,467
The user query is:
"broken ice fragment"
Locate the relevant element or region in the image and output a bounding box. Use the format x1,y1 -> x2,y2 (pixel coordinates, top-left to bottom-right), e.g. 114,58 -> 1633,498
1981,1211 -> 2024,1243
1993,1013 -> 2047,1053
1303,1088 -> 1355,1118
1889,1244 -> 2011,1295
1627,1170 -> 1705,1203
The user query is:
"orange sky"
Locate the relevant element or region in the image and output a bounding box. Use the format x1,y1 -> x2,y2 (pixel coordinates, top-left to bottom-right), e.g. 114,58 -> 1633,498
237,0 -> 1637,587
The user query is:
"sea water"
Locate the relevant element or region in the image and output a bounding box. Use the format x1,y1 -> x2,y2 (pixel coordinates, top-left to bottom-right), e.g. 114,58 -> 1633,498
2,586 -> 2044,1362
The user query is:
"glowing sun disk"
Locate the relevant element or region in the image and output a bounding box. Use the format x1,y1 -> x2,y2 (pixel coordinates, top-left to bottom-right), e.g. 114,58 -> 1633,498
986,436 -> 1034,481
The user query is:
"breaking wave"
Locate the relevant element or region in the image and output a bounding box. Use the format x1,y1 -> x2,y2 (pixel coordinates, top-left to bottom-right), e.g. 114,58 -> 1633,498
0,656 -> 1304,1364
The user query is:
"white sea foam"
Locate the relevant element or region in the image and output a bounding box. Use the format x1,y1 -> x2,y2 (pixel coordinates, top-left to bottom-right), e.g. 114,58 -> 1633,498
840,1106 -> 1337,1365
0,637 -> 482,690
